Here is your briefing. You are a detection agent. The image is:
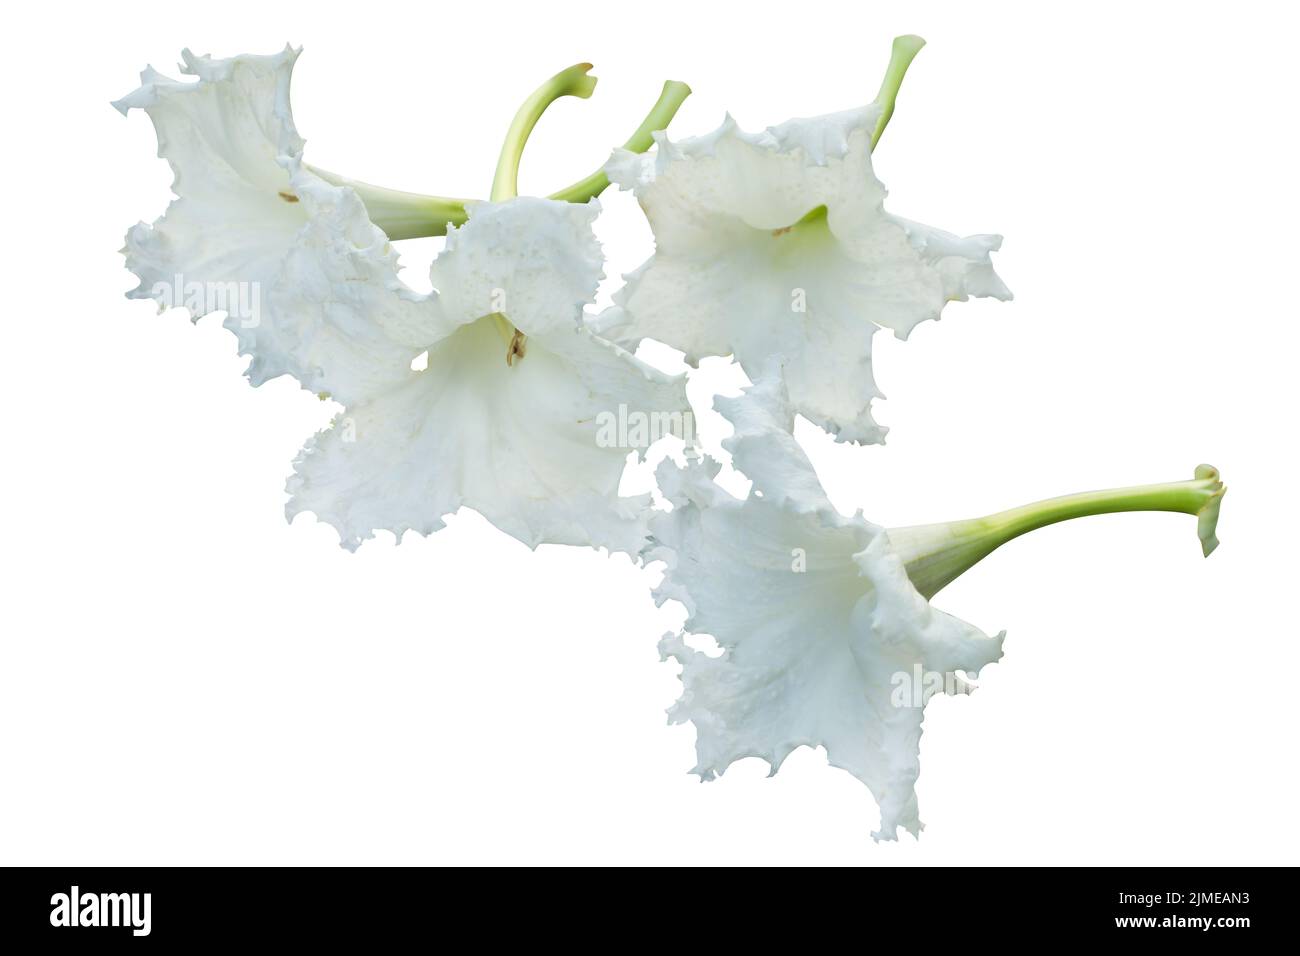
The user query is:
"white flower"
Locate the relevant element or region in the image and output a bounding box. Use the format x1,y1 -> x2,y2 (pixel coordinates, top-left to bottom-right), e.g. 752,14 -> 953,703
650,372 -> 1004,839
603,106 -> 1011,444
286,197 -> 690,553
117,47 -> 688,554
651,369 -> 1224,838
113,46 -> 432,400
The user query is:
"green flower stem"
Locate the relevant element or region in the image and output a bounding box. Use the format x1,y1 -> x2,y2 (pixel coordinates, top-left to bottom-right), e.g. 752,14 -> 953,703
491,63 -> 598,202
305,167 -> 472,240
314,70 -> 689,240
888,466 -> 1227,600
871,34 -> 926,151
547,79 -> 693,204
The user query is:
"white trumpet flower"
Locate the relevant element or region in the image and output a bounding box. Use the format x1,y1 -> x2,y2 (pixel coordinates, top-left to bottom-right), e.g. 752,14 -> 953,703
285,197 -> 690,553
602,37 -> 1010,444
651,373 -> 1004,838
117,47 -> 687,554
651,371 -> 1223,839
113,46 -> 463,398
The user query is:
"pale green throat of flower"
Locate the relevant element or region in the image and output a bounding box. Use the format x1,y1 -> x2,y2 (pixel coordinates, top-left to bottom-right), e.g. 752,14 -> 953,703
888,465 -> 1226,599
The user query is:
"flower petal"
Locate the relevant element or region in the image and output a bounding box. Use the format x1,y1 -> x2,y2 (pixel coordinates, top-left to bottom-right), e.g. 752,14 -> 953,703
715,366 -> 831,512
429,197 -> 604,336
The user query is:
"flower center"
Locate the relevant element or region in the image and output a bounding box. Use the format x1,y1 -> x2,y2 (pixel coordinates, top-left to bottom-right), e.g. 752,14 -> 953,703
487,312 -> 527,366
772,204 -> 829,238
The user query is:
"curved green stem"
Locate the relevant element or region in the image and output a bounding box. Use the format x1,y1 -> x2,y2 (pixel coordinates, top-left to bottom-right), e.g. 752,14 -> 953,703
888,466 -> 1227,600
548,79 -> 693,204
871,34 -> 926,151
318,70 -> 689,239
306,167 -> 471,239
491,63 -> 598,202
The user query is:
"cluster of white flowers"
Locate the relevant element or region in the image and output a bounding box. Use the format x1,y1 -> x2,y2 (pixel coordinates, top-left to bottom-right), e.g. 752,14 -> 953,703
116,40 -> 1224,840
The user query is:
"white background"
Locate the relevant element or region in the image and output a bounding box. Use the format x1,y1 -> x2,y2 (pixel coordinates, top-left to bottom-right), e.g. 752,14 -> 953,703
1,0 -> 1297,866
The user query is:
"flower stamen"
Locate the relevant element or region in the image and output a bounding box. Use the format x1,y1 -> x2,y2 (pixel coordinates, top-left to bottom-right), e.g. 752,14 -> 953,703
507,328 -> 527,366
